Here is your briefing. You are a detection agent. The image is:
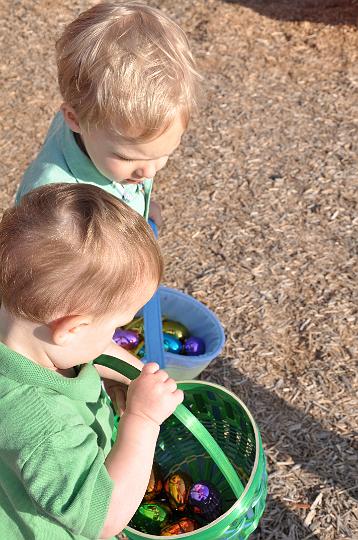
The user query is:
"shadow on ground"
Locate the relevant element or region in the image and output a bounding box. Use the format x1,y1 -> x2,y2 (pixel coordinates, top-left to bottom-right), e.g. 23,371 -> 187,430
252,494 -> 321,540
201,357 -> 357,537
222,0 -> 358,26
203,358 -> 357,498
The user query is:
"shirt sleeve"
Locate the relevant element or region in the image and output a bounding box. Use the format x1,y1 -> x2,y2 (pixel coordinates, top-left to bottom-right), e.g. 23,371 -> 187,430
21,425 -> 114,539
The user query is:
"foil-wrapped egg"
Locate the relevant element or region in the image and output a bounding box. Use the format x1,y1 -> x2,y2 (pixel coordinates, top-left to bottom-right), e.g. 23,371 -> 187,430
144,462 -> 164,502
163,333 -> 183,354
130,503 -> 172,535
164,471 -> 193,511
162,320 -> 190,340
160,517 -> 198,535
134,339 -> 171,359
188,481 -> 222,522
112,328 -> 140,350
183,336 -> 206,356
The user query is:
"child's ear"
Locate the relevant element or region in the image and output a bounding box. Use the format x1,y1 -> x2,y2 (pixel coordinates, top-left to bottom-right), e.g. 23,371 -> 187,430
61,103 -> 81,133
50,315 -> 92,346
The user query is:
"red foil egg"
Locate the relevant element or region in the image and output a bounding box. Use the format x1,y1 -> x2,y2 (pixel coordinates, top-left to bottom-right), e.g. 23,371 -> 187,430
160,517 -> 198,536
144,462 -> 164,502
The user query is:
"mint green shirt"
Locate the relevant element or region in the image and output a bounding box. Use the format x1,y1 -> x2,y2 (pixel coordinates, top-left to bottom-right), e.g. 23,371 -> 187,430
16,113 -> 153,219
0,342 -> 116,540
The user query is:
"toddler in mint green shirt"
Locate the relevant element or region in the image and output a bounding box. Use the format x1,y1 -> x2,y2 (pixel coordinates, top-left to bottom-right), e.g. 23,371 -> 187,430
0,183 -> 183,539
16,1 -> 201,227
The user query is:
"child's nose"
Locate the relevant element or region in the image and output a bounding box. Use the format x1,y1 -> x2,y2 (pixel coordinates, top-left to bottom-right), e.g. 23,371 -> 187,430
134,162 -> 157,179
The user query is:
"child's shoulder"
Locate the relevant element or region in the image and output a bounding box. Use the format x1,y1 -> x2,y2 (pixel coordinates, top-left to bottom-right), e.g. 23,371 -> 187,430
0,374 -> 62,455
16,112 -> 76,202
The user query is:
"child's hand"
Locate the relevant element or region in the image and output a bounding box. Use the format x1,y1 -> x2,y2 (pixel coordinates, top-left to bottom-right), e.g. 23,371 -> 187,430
126,363 -> 183,426
148,200 -> 163,228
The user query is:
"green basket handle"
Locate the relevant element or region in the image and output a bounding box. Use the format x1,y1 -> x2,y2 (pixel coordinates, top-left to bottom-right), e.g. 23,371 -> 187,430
95,355 -> 245,499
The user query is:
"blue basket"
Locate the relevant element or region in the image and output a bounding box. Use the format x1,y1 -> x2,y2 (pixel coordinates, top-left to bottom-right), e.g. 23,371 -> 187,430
139,286 -> 225,379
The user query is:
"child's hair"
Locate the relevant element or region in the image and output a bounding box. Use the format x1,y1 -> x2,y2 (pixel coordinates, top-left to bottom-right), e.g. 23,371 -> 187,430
0,184 -> 163,323
56,1 -> 201,141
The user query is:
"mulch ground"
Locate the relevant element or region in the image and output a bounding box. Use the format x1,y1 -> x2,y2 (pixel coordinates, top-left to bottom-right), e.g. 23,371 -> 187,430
1,1 -> 357,539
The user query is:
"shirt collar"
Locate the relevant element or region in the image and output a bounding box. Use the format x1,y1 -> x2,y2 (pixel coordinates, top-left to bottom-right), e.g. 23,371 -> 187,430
59,116 -> 143,196
0,342 -> 102,402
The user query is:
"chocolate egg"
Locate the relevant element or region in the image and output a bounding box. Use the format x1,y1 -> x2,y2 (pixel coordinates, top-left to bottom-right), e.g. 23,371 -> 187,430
163,333 -> 183,354
162,320 -> 190,340
160,517 -> 198,535
188,481 -> 222,521
144,462 -> 164,502
112,328 -> 140,350
130,503 -> 172,535
183,336 -> 206,356
164,471 -> 193,511
134,339 -> 171,359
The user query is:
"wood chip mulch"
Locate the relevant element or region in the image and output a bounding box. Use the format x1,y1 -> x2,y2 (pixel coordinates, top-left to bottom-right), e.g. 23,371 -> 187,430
1,1 -> 357,539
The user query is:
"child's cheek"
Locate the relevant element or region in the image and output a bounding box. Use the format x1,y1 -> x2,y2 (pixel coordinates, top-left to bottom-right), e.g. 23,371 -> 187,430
106,158 -> 128,178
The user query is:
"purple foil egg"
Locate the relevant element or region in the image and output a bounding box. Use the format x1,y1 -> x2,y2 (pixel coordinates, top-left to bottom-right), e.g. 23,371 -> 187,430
113,328 -> 140,350
188,481 -> 222,521
183,336 -> 206,356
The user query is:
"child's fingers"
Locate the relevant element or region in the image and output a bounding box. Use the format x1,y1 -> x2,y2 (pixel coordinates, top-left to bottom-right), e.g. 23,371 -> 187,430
142,362 -> 160,374
142,364 -> 170,383
153,369 -> 170,383
174,389 -> 184,403
164,378 -> 178,392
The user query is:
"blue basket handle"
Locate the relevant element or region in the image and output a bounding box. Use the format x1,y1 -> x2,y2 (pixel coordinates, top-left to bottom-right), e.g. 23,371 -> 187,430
148,218 -> 158,238
143,219 -> 165,369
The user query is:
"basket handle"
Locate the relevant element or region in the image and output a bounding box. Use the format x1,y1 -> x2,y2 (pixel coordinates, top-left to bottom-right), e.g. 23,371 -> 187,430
95,354 -> 245,498
142,218 -> 165,369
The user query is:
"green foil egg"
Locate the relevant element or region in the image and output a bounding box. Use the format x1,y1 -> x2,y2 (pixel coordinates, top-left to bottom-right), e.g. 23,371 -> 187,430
131,503 -> 172,535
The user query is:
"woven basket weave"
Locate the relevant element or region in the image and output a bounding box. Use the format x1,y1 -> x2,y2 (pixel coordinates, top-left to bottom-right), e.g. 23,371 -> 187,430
95,356 -> 267,540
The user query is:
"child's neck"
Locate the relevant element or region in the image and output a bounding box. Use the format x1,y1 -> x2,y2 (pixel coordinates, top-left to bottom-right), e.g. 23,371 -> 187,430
74,132 -> 90,158
0,306 -> 75,377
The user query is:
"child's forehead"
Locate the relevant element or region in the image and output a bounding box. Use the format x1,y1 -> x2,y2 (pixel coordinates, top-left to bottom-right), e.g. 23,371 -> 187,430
98,114 -> 186,160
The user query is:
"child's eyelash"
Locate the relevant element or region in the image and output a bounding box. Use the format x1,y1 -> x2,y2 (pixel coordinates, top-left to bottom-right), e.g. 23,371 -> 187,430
114,154 -> 133,163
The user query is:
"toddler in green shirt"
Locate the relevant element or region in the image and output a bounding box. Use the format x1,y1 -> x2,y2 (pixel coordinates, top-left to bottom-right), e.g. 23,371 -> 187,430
16,1 -> 201,227
0,183 -> 183,539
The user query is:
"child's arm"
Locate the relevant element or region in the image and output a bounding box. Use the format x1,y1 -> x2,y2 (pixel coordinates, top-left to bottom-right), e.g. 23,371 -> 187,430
148,200 -> 163,228
94,342 -> 144,385
100,363 -> 183,538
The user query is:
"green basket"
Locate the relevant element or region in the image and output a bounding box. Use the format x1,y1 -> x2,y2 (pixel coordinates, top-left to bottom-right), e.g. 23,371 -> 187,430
95,356 -> 268,540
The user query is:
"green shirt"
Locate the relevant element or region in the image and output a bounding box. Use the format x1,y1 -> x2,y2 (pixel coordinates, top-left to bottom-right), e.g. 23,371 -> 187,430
0,342 -> 116,540
16,113 -> 153,219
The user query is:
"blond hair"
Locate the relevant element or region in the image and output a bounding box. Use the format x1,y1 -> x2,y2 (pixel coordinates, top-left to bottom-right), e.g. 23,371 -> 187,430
0,184 -> 163,323
56,1 -> 201,141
